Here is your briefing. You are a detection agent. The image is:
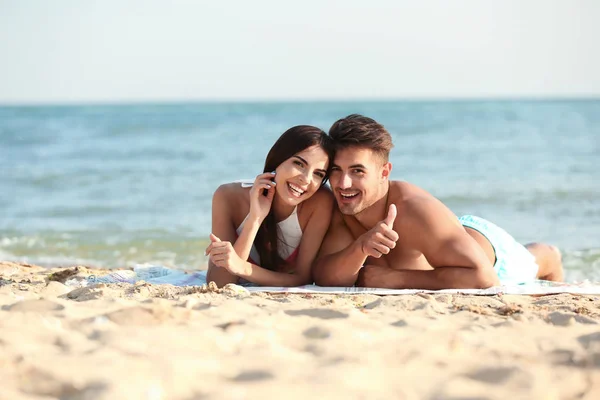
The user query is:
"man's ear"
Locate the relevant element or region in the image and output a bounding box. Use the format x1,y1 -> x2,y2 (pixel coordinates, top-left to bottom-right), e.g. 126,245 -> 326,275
382,162 -> 392,180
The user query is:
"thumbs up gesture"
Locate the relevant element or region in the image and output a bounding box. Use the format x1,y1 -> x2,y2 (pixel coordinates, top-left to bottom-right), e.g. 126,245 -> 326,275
205,233 -> 248,276
383,203 -> 397,227
358,204 -> 399,258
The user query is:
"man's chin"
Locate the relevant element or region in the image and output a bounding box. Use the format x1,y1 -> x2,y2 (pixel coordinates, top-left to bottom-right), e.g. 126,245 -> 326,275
338,203 -> 361,216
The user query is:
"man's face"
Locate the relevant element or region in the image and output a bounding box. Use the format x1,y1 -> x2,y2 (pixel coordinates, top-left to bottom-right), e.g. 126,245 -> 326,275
329,147 -> 390,215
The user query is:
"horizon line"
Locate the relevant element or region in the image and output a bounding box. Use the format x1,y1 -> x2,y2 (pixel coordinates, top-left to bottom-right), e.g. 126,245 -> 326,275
1,95 -> 599,107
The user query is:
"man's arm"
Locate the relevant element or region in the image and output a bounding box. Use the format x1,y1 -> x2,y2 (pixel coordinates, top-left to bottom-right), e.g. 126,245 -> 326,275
359,198 -> 499,289
358,261 -> 497,290
312,210 -> 366,287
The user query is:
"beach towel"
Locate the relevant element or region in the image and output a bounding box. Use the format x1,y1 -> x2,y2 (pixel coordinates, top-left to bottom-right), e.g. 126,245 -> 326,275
66,264 -> 600,296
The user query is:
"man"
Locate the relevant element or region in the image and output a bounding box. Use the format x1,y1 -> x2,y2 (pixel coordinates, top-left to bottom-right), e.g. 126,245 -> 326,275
313,114 -> 563,289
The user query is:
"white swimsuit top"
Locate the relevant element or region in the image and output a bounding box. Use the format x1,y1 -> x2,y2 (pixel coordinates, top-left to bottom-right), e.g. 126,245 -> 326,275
236,180 -> 303,265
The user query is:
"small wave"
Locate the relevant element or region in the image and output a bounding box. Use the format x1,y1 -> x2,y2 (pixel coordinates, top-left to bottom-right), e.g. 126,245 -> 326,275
0,232 -> 211,270
562,248 -> 600,282
441,189 -> 600,206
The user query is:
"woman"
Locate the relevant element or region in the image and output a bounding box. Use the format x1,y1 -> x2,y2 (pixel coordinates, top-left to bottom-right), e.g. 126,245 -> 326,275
205,125 -> 334,287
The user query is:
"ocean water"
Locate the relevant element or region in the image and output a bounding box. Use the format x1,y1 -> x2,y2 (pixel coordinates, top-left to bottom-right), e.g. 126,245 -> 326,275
1,100 -> 599,281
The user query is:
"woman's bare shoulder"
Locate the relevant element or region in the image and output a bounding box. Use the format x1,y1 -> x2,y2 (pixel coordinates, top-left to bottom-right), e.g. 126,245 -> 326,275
214,182 -> 249,197
213,182 -> 250,214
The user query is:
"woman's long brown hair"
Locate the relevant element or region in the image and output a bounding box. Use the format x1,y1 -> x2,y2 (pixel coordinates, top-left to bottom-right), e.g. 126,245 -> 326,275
254,125 -> 333,272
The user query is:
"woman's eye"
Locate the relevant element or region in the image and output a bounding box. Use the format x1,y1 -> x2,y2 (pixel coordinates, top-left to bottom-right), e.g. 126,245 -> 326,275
314,172 -> 325,179
293,160 -> 303,167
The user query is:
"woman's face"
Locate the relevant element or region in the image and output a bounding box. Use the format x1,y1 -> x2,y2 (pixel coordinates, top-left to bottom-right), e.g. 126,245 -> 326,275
274,145 -> 329,206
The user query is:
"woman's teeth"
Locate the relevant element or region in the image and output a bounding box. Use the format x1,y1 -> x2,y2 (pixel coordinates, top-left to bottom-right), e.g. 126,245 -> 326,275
288,183 -> 305,197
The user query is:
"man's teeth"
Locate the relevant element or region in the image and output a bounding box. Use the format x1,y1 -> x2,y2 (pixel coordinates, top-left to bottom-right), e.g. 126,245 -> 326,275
340,192 -> 359,198
288,183 -> 305,196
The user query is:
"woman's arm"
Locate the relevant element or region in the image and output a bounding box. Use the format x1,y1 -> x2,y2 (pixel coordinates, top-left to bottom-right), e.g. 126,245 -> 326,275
205,184 -> 241,287
238,189 -> 334,286
207,174 -> 277,287
229,172 -> 276,262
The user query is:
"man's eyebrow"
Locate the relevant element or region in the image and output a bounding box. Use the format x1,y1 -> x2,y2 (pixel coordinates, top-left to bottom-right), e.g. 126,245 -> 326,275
331,163 -> 367,170
349,164 -> 367,169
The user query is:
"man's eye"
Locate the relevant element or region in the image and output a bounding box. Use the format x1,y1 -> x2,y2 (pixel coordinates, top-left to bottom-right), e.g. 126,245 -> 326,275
353,169 -> 364,174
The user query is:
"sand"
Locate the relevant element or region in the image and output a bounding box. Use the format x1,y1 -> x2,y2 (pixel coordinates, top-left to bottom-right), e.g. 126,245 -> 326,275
2,261 -> 600,399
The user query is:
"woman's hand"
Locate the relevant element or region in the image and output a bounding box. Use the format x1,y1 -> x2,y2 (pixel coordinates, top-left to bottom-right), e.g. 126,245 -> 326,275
248,172 -> 276,222
205,233 -> 250,277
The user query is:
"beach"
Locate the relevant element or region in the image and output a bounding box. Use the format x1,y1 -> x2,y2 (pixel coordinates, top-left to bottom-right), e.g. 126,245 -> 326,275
2,2 -> 599,398
2,261 -> 600,399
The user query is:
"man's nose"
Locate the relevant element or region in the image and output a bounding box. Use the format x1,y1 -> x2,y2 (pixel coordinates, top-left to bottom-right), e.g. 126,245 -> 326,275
338,173 -> 352,189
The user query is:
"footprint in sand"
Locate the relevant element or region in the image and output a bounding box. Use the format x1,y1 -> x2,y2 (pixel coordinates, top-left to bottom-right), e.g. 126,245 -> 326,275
216,320 -> 246,330
547,311 -> 597,326
66,286 -> 106,301
284,309 -> 348,320
573,334 -> 600,367
465,366 -> 537,390
303,326 -> 331,339
41,281 -> 71,297
231,370 -> 274,382
103,306 -> 162,326
18,366 -> 106,398
577,331 -> 600,349
549,349 -> 579,366
5,299 -> 65,312
362,298 -> 383,310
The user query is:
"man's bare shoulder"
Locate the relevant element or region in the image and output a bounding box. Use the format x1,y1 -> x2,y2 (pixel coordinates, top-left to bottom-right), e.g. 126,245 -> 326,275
389,180 -> 434,200
388,180 -> 439,210
389,180 -> 456,228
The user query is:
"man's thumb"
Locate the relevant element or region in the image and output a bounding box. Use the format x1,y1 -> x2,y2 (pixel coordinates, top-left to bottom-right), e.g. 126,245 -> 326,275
384,204 -> 397,227
210,233 -> 221,242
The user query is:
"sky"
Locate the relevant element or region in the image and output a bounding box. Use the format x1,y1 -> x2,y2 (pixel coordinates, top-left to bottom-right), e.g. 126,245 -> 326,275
0,0 -> 599,104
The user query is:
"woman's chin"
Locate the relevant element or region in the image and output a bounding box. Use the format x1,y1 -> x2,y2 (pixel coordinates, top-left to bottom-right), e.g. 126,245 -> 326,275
280,196 -> 302,206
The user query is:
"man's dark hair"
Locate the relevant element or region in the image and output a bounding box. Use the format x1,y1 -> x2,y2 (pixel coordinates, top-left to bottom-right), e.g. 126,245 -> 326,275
328,114 -> 393,162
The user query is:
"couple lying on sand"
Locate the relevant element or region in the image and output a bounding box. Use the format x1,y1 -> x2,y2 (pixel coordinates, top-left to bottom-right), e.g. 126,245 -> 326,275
206,114 -> 564,289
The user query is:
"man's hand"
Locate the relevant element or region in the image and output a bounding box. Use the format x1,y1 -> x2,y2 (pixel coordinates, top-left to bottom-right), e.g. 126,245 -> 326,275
356,264 -> 394,288
358,204 -> 399,258
205,233 -> 249,276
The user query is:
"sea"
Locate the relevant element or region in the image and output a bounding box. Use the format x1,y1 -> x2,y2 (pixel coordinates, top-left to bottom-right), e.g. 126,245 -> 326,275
1,100 -> 599,281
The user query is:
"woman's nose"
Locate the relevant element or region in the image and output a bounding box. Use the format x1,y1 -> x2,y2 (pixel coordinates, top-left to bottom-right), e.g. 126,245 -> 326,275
298,170 -> 311,185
